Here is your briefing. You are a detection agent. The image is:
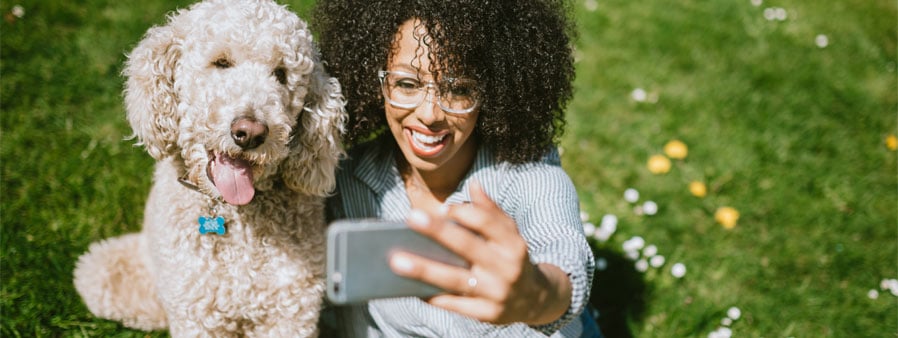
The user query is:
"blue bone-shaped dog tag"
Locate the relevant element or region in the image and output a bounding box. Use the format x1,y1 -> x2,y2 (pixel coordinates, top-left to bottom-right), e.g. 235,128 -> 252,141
198,216 -> 226,235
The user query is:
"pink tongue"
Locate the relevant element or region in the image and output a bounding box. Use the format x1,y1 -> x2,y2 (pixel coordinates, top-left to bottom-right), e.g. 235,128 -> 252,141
212,153 -> 255,205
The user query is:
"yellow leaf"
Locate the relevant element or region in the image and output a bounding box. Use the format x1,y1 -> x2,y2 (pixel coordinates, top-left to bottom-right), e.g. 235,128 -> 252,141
647,154 -> 671,174
886,134 -> 898,151
715,207 -> 740,229
664,140 -> 688,159
689,181 -> 707,198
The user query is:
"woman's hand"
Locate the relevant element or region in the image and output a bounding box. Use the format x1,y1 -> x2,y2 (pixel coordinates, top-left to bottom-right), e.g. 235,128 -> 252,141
389,180 -> 572,325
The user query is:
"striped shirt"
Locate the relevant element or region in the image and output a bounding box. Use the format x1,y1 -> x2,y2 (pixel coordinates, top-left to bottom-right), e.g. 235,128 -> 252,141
325,137 -> 595,337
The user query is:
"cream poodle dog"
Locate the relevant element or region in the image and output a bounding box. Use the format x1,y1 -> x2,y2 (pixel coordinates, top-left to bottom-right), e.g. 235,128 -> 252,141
73,0 -> 345,336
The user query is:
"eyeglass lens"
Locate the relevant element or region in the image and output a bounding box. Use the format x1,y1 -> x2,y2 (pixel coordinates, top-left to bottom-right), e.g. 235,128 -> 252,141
380,71 -> 480,113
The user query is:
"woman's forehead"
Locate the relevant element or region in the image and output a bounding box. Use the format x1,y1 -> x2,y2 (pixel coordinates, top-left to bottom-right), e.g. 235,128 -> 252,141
388,19 -> 435,75
387,17 -> 474,80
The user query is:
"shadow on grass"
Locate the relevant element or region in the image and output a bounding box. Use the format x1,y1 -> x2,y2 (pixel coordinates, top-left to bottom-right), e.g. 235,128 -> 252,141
589,247 -> 648,338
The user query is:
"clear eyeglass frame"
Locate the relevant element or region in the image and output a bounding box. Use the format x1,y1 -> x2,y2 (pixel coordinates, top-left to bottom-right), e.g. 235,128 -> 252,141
378,70 -> 481,114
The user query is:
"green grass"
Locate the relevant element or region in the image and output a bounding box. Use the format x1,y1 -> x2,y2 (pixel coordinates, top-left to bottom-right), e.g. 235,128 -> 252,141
566,0 -> 897,336
1,0 -> 895,337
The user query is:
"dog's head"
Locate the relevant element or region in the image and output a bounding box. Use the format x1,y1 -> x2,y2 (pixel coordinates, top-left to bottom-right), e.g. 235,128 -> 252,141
124,0 -> 345,205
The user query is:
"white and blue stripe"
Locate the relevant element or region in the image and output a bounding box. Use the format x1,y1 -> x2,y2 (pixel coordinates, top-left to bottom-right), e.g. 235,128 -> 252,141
325,137 -> 595,337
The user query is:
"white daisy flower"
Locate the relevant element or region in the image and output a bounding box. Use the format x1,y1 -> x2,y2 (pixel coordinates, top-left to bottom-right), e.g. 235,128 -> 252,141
815,34 -> 829,48
624,188 -> 639,203
750,0 -> 762,6
711,327 -> 732,338
727,307 -> 741,320
671,263 -> 687,278
721,317 -> 733,327
580,211 -> 590,222
11,5 -> 24,18
625,249 -> 641,261
881,279 -> 898,293
650,255 -> 665,268
775,7 -> 787,20
600,214 -> 618,229
635,259 -> 649,272
596,257 -> 608,271
622,236 -> 645,252
594,226 -> 614,242
763,7 -> 776,20
584,0 -> 598,12
868,289 -> 880,299
631,88 -> 647,102
643,201 -> 658,215
583,222 -> 596,236
643,244 -> 658,258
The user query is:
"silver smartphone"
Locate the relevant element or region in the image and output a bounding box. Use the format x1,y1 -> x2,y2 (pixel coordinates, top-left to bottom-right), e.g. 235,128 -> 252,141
326,219 -> 469,304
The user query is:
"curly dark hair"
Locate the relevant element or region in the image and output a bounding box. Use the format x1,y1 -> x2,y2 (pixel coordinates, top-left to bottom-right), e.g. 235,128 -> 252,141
312,0 -> 576,164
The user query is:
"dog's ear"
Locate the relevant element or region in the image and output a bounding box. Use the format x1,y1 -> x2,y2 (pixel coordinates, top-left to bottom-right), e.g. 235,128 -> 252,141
123,24 -> 182,160
281,60 -> 347,197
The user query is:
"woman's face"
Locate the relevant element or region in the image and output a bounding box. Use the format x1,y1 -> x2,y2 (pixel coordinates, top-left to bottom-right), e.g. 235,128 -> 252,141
385,19 -> 480,176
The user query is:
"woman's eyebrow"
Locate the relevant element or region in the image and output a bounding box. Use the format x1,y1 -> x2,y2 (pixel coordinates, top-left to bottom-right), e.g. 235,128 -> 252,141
389,64 -> 432,77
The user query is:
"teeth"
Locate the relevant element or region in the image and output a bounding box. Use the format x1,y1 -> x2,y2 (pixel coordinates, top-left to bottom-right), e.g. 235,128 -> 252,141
411,130 -> 446,145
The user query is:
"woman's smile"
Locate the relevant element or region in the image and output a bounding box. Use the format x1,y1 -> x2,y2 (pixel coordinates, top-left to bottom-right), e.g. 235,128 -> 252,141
406,127 -> 449,157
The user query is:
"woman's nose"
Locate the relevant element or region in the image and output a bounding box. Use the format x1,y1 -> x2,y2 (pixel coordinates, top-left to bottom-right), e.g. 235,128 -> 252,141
414,89 -> 443,124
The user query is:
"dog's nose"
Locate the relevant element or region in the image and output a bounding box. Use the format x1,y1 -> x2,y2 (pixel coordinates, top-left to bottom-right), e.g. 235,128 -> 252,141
231,117 -> 269,150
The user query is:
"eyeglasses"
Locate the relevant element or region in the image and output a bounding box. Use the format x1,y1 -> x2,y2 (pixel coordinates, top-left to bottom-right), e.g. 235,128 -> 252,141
378,70 -> 481,114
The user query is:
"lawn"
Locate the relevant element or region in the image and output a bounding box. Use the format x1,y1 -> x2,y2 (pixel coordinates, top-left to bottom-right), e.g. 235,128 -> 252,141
2,0 -> 896,337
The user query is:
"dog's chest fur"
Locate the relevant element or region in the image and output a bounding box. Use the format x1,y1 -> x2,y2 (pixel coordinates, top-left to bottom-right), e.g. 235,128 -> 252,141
144,159 -> 326,326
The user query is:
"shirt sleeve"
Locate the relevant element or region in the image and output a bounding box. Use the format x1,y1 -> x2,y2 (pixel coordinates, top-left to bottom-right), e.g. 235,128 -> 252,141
503,161 -> 595,335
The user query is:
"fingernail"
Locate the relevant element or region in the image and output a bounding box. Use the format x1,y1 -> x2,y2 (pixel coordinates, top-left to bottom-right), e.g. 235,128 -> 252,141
391,254 -> 414,272
408,209 -> 429,228
437,204 -> 449,216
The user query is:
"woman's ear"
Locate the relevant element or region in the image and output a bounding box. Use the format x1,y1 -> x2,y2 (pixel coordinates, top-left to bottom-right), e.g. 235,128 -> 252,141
123,24 -> 182,160
281,59 -> 347,197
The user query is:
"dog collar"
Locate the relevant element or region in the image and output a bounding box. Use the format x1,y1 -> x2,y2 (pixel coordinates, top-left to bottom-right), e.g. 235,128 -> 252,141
178,176 -> 228,236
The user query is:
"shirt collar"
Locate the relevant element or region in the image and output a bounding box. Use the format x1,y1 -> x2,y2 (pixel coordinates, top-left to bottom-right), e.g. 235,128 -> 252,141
353,137 -> 401,196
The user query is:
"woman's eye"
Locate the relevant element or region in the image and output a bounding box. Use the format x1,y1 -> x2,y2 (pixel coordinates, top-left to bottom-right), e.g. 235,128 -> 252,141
394,79 -> 420,90
212,57 -> 233,69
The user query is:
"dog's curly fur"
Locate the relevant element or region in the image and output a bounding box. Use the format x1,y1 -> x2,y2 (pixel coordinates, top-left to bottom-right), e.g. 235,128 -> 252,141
73,0 -> 345,336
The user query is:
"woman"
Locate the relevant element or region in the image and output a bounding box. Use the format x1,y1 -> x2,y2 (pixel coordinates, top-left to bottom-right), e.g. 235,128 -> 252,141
314,0 -> 599,336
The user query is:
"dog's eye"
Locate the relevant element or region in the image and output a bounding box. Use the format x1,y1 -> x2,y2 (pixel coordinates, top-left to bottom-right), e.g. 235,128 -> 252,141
273,67 -> 287,85
212,57 -> 233,69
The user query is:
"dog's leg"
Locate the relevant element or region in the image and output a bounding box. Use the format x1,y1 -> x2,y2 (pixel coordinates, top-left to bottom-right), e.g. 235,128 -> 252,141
74,233 -> 167,330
